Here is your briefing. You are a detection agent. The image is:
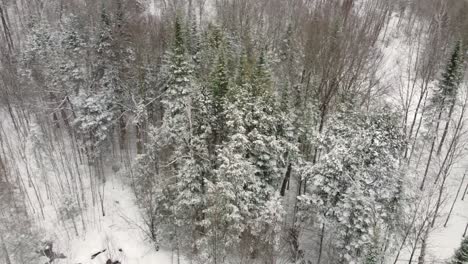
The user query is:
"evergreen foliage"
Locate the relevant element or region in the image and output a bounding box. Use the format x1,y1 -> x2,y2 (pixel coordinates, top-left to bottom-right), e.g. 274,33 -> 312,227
431,41 -> 465,110
452,236 -> 468,264
300,110 -> 405,262
9,2 -> 468,264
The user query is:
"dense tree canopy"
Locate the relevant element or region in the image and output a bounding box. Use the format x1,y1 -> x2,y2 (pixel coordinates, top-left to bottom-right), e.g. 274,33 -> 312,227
1,0 -> 468,263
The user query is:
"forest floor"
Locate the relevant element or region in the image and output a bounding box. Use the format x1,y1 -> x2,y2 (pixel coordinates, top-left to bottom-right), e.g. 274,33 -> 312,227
1,11 -> 467,264
66,175 -> 179,264
380,14 -> 468,263
0,110 -> 186,264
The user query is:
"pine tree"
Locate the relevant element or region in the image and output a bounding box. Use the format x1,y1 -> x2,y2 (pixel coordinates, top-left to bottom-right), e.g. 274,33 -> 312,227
0,169 -> 40,263
436,41 -> 465,155
188,15 -> 201,65
432,41 -> 464,109
252,50 -> 272,97
72,90 -> 114,160
21,16 -> 88,131
451,236 -> 468,264
197,24 -> 224,82
229,54 -> 292,258
421,41 -> 465,189
93,4 -> 133,151
49,14 -> 87,96
209,40 -> 230,147
364,244 -> 380,264
301,110 -> 405,263
211,49 -> 229,99
236,50 -> 253,87
134,16 -> 210,255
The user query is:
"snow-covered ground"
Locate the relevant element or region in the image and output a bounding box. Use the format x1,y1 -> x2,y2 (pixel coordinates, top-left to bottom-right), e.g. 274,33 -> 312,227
378,13 -> 468,263
67,177 -> 178,264
1,8 -> 467,264
426,165 -> 468,262
0,112 -> 183,264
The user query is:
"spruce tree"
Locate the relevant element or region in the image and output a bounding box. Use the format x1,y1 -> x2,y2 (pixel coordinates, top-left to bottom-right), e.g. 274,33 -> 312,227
188,15 -> 201,65
421,41 -> 465,190
301,110 -> 405,262
135,16 -> 211,255
252,50 -> 272,96
364,244 -> 380,264
0,174 -> 40,263
73,91 -> 114,160
432,41 -> 464,109
452,236 -> 468,264
94,4 -> 134,151
209,40 -> 230,146
436,41 -> 465,155
237,50 -> 253,87
211,49 -> 229,99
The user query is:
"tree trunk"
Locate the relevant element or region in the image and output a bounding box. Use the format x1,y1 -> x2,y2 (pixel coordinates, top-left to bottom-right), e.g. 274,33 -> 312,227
432,170 -> 449,228
393,203 -> 420,264
0,232 -> 12,264
317,223 -> 325,264
420,134 -> 436,190
406,85 -> 428,160
462,181 -> 468,201
280,163 -> 292,196
417,227 -> 430,264
436,101 -> 456,156
136,122 -> 144,154
420,105 -> 444,190
0,4 -> 14,52
119,116 -> 126,151
444,171 -> 467,227
408,219 -> 427,264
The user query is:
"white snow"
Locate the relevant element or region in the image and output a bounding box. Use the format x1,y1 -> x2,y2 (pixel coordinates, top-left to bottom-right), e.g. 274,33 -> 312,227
68,177 -> 179,264
378,13 -> 468,263
0,111 -> 182,264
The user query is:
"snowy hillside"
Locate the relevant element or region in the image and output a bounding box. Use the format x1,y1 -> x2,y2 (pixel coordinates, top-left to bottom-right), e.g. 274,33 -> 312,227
378,13 -> 468,263
0,112 -> 181,264
1,0 -> 468,264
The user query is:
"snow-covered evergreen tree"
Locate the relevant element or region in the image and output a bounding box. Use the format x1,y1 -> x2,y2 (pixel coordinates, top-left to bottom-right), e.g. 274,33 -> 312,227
20,16 -> 88,133
92,4 -> 135,150
451,236 -> 468,264
134,16 -> 210,256
202,53 -> 293,261
431,41 -> 464,110
72,90 -> 114,160
0,173 -> 41,264
300,110 -> 405,263
10,2 -> 468,264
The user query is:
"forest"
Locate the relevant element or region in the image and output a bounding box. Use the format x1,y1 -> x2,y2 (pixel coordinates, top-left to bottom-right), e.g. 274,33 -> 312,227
1,0 -> 468,263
